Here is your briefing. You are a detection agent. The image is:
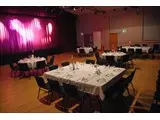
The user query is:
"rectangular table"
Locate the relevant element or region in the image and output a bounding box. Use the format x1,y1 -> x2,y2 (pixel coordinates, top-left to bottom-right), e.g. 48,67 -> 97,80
43,63 -> 125,100
122,46 -> 151,53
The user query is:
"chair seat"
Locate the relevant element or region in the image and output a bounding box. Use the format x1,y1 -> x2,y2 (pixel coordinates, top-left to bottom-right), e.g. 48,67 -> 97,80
44,82 -> 51,90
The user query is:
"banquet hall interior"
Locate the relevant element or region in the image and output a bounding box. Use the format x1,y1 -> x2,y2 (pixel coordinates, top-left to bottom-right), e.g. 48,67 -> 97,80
0,6 -> 160,113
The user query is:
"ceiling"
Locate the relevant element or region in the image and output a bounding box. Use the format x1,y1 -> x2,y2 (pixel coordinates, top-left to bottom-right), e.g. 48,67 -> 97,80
60,6 -> 124,15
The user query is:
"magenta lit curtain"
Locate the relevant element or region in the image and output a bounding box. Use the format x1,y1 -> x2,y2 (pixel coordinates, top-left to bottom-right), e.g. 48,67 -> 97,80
0,15 -> 56,55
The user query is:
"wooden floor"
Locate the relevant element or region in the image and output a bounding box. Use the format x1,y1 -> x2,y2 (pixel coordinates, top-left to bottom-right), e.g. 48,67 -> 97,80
0,52 -> 160,112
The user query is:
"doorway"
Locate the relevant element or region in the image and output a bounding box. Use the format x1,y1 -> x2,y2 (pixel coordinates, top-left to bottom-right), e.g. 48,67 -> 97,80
83,33 -> 93,47
109,33 -> 118,50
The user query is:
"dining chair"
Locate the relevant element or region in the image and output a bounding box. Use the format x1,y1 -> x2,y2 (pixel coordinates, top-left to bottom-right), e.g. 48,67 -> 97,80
18,63 -> 31,78
153,44 -> 159,53
121,54 -> 129,68
105,56 -> 115,66
55,83 -> 85,112
135,49 -> 142,58
121,48 -> 127,53
86,59 -> 95,64
154,91 -> 160,104
95,52 -> 107,65
61,61 -> 70,67
47,79 -> 63,103
34,76 -> 51,103
126,69 -> 136,96
35,60 -> 46,75
103,75 -> 132,111
128,48 -> 134,55
46,55 -> 55,67
9,63 -> 19,77
134,44 -> 141,47
142,44 -> 148,47
93,47 -> 97,53
78,48 -> 86,57
49,64 -> 59,71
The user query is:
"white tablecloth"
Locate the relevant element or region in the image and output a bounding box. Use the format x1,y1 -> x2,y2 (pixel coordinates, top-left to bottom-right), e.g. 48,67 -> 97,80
43,62 -> 125,100
77,47 -> 93,54
18,57 -> 46,69
101,52 -> 126,62
122,46 -> 151,53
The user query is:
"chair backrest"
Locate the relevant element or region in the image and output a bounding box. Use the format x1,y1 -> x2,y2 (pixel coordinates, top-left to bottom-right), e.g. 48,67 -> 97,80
135,48 -> 142,54
112,70 -> 136,98
153,44 -> 159,51
49,56 -> 55,66
34,76 -> 46,89
122,54 -> 129,63
61,61 -> 70,67
104,78 -> 128,99
36,60 -> 45,69
47,79 -> 61,93
86,59 -> 95,64
106,56 -> 115,65
104,50 -> 111,53
121,48 -> 127,53
79,48 -> 85,53
62,83 -> 78,98
95,51 -> 100,60
142,44 -> 148,47
49,65 -> 58,71
9,63 -> 14,69
44,56 -> 48,61
134,44 -> 141,47
18,63 -> 29,71
127,69 -> 136,83
128,48 -> 134,54
93,47 -> 97,52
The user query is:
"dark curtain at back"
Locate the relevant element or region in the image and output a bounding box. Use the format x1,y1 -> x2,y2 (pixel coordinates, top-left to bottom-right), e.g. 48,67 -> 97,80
0,10 -> 77,65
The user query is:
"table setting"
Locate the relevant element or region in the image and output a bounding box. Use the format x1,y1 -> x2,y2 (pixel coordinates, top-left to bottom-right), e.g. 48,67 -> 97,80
43,62 -> 125,100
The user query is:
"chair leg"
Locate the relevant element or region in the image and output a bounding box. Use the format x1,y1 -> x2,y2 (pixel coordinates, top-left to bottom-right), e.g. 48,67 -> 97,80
131,82 -> 136,96
48,91 -> 51,104
127,88 -> 131,96
37,88 -> 40,99
96,96 -> 102,113
80,95 -> 85,112
87,94 -> 93,111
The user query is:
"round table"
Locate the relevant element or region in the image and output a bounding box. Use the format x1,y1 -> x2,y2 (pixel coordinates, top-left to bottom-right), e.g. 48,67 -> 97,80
101,52 -> 126,62
77,47 -> 93,54
18,57 -> 46,69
